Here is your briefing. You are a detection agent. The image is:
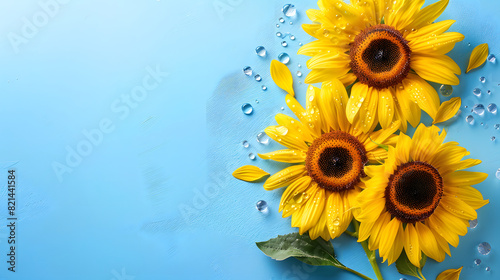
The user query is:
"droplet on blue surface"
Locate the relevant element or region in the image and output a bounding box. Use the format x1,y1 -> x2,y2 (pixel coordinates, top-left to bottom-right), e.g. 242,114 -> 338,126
281,106 -> 285,111
255,99 -> 259,104
488,90 -> 492,95
255,46 -> 266,57
469,219 -> 478,228
256,132 -> 270,145
399,278 -> 407,280
242,141 -> 249,148
488,103 -> 497,114
256,200 -> 268,213
243,66 -> 252,76
491,136 -> 496,141
276,32 -> 283,38
496,168 -> 500,180
279,17 -> 285,23
242,103 -> 253,115
473,104 -> 485,115
488,54 -> 496,63
276,24 -> 280,28
439,85 -> 453,97
282,4 -> 296,17
466,115 -> 474,125
296,71 -> 302,77
480,76 -> 486,83
474,259 -> 482,265
249,153 -> 256,160
289,21 -> 293,25
298,42 -> 302,46
298,63 -> 301,68
468,42 -> 471,47
473,88 -> 482,97
261,85 -> 267,91
495,124 -> 500,129
486,267 -> 491,272
281,41 -> 288,47
255,74 -> 262,82
278,52 -> 290,64
478,242 -> 491,255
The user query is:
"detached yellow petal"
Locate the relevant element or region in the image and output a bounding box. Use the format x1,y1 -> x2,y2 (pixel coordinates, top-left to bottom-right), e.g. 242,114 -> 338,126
466,43 -> 489,73
232,165 -> 269,182
270,60 -> 294,96
437,267 -> 463,280
258,149 -> 306,163
433,97 -> 461,124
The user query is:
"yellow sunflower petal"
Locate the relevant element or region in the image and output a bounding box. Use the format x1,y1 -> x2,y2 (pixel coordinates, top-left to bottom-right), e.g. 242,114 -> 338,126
387,223 -> 404,265
409,32 -> 464,55
306,52 -> 350,69
402,74 -> 440,119
258,149 -> 306,163
232,165 -> 269,182
428,213 -> 460,247
309,210 -> 329,240
443,171 -> 488,187
270,60 -> 294,96
466,43 -> 489,73
405,20 -> 456,41
264,165 -> 307,191
346,82 -> 369,123
265,125 -> 309,151
338,72 -> 357,86
377,88 -> 395,129
396,87 -> 422,127
379,218 -> 401,261
299,187 -> 326,234
386,0 -> 424,31
433,97 -> 461,124
298,40 -> 348,56
404,0 -> 449,31
368,211 -> 391,251
431,227 -> 452,256
440,195 -> 477,220
275,113 -> 315,144
411,54 -> 460,85
325,191 -> 352,239
404,223 -> 422,268
305,68 -> 351,84
436,267 -> 463,280
280,176 -> 312,214
353,87 -> 378,133
416,222 -> 444,262
446,185 -> 489,210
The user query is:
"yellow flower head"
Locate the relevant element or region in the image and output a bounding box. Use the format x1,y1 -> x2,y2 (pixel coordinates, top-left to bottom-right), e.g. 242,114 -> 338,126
234,61 -> 400,241
300,0 -> 463,132
357,124 -> 489,267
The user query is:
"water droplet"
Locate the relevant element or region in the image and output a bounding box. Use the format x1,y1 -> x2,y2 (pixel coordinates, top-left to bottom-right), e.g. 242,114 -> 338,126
492,136 -> 496,141
478,242 -> 491,255
289,21 -> 293,25
255,99 -> 259,104
256,132 -> 270,145
276,32 -> 283,38
298,63 -> 301,68
488,103 -> 497,114
466,115 -> 475,125
290,35 -> 296,40
243,66 -> 252,76
256,200 -> 268,213
473,104 -> 485,115
282,4 -> 296,17
261,85 -> 267,91
249,153 -> 256,160
242,103 -> 253,115
278,53 -> 290,64
474,259 -> 482,265
473,88 -> 482,97
488,90 -> 492,95
488,54 -> 496,63
468,42 -> 471,47
480,76 -> 486,83
399,278 -> 407,280
281,41 -> 288,47
255,46 -> 266,57
486,267 -> 491,272
296,71 -> 302,77
439,85 -> 453,97
496,168 -> 500,180
495,124 -> 500,129
255,74 -> 262,82
469,219 -> 478,228
298,42 -> 302,46
279,17 -> 285,23
281,106 -> 285,111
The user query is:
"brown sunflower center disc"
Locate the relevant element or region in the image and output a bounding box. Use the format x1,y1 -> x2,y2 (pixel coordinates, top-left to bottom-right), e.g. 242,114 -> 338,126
350,24 -> 411,89
385,161 -> 443,223
305,131 -> 367,192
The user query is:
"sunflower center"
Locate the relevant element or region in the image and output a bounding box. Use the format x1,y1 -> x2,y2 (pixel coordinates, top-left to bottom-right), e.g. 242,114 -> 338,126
350,24 -> 411,89
305,131 -> 367,192
385,161 -> 443,223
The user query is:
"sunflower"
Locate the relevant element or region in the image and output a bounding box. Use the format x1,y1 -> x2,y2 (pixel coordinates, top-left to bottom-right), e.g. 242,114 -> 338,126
356,124 -> 489,267
299,0 -> 463,132
233,61 -> 400,240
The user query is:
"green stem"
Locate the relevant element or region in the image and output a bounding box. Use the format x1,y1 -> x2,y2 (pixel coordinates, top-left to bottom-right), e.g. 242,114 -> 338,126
345,230 -> 358,238
340,266 -> 375,280
352,220 -> 384,280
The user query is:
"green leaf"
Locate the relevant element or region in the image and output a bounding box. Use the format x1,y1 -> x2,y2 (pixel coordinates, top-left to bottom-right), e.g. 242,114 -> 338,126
256,232 -> 346,268
396,251 -> 424,280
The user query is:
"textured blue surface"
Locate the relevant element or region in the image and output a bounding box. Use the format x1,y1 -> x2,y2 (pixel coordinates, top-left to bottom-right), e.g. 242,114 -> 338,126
0,0 -> 499,279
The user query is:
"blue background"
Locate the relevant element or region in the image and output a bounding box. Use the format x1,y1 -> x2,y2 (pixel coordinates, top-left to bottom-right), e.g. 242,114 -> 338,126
0,0 -> 499,279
